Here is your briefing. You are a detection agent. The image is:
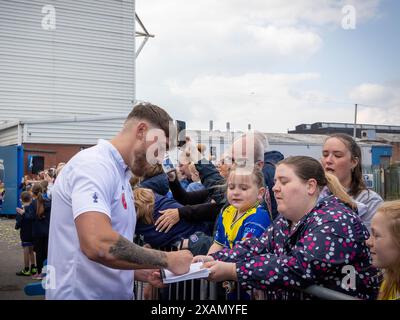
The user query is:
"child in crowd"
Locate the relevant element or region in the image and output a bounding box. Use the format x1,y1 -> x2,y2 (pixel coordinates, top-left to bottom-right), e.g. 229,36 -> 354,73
208,166 -> 271,255
17,184 -> 51,280
15,191 -> 37,276
208,166 -> 271,299
367,200 -> 400,300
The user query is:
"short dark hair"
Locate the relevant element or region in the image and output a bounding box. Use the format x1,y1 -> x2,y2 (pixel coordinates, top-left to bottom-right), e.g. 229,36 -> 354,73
20,191 -> 32,203
126,102 -> 174,140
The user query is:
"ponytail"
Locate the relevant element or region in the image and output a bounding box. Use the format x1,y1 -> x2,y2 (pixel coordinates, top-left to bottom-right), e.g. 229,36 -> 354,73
31,183 -> 45,219
325,173 -> 356,210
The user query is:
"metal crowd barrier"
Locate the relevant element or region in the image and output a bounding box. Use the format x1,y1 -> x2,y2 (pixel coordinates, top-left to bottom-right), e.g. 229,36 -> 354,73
135,276 -> 360,301
133,235 -> 360,301
302,285 -> 360,300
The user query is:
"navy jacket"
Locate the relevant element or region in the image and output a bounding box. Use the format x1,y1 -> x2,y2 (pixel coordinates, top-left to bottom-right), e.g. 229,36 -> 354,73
139,173 -> 170,196
15,205 -> 33,242
135,193 -> 211,249
25,199 -> 51,239
262,151 -> 284,220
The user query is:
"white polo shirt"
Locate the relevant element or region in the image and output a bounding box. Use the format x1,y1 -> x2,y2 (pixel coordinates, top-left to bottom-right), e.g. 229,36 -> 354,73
46,139 -> 136,300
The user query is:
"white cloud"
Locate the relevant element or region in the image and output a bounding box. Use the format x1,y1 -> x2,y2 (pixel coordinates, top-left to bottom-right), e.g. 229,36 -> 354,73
135,0 -> 383,132
168,72 -> 359,132
245,25 -> 322,56
349,83 -> 400,125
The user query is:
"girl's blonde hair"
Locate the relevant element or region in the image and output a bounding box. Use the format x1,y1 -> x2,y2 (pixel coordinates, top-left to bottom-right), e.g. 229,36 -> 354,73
133,188 -> 155,224
227,166 -> 265,189
376,200 -> 400,300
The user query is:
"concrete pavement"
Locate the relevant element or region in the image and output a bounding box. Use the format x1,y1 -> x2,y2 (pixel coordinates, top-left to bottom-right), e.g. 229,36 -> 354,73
0,216 -> 43,300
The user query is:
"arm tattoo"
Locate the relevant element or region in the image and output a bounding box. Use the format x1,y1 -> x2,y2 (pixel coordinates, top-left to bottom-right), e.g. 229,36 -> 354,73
109,236 -> 168,268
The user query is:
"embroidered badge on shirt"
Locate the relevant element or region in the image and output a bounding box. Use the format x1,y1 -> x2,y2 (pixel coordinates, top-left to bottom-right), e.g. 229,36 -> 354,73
92,192 -> 98,203
121,187 -> 127,210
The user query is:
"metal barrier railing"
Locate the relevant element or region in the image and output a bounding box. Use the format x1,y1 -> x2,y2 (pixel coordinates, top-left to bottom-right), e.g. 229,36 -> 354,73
133,235 -> 360,301
135,278 -> 361,301
302,285 -> 360,300
135,278 -> 362,301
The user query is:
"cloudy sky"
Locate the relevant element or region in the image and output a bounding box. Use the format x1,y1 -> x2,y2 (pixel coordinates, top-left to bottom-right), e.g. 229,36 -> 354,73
135,0 -> 399,133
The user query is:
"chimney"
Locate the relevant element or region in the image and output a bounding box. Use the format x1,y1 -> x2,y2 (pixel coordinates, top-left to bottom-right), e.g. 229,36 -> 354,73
248,123 -> 251,131
209,120 -> 213,132
226,122 -> 230,132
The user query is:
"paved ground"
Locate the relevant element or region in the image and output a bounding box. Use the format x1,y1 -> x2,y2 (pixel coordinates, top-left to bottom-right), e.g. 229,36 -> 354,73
0,216 -> 43,300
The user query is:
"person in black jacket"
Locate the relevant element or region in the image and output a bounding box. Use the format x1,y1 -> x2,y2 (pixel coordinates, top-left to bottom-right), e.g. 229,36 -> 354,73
24,183 -> 51,280
15,191 -> 37,276
134,188 -> 211,249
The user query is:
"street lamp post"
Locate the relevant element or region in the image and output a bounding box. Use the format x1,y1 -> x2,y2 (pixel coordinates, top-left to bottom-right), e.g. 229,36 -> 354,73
353,103 -> 358,138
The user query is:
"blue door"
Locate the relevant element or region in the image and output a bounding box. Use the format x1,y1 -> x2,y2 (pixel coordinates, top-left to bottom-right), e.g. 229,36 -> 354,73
0,145 -> 24,215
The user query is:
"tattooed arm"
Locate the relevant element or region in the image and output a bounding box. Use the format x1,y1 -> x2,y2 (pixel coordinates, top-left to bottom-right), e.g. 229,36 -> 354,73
75,212 -> 192,274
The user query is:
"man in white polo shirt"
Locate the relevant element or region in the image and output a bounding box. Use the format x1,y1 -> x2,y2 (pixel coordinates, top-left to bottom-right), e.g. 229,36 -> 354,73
46,102 -> 193,300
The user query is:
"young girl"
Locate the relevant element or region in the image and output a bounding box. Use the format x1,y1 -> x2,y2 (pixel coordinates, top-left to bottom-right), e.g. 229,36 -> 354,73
366,200 -> 400,300
25,183 -> 51,280
207,166 -> 271,299
208,166 -> 271,254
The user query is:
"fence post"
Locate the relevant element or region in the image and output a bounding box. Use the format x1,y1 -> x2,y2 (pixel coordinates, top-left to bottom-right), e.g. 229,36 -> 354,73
200,279 -> 208,300
209,282 -> 217,300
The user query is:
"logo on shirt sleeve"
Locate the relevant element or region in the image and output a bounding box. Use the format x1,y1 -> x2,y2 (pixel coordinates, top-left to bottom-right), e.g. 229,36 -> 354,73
92,192 -> 98,203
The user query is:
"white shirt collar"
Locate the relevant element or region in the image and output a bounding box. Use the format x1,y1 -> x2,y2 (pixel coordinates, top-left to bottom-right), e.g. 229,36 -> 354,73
97,139 -> 130,174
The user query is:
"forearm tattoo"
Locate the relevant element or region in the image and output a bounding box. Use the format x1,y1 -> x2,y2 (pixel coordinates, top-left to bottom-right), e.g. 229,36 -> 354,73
109,236 -> 168,268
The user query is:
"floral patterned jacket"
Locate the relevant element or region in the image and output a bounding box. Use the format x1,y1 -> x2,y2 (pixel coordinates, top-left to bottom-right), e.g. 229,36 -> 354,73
210,195 -> 379,300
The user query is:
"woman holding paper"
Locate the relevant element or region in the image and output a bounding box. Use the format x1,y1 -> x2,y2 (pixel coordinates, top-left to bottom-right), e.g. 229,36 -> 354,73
194,156 -> 379,300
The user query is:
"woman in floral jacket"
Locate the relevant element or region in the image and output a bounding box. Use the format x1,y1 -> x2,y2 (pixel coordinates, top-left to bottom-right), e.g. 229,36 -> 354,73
195,156 -> 379,300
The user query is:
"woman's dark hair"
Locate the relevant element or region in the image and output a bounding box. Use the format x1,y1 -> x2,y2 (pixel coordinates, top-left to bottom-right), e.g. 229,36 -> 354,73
31,183 -> 45,219
279,156 -> 356,209
325,133 -> 366,197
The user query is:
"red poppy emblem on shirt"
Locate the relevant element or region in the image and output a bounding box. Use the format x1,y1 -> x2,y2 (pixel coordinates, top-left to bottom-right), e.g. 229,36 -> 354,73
121,192 -> 127,210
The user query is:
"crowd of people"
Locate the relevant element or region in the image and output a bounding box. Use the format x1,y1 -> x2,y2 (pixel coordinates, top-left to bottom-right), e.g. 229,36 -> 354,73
14,163 -> 65,279
12,102 -> 400,300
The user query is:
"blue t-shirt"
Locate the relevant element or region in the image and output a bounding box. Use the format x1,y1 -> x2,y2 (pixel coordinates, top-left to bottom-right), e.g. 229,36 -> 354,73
214,204 -> 270,249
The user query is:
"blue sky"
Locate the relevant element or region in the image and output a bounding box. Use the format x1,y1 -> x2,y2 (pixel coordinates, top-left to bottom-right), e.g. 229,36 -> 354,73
136,0 -> 400,132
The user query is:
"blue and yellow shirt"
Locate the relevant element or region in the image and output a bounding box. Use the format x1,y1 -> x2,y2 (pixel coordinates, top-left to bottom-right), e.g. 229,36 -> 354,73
214,204 -> 271,249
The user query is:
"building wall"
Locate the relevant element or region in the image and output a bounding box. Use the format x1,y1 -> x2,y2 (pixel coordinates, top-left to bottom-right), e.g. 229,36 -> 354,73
22,143 -> 92,175
0,0 -> 135,122
371,146 -> 393,167
23,117 -> 125,145
269,144 -> 323,160
187,130 -> 375,167
390,142 -> 400,164
0,125 -> 18,146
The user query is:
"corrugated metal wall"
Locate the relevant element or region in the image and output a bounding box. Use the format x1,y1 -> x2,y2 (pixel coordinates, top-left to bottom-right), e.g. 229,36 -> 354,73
0,126 -> 19,146
0,0 -> 135,122
24,117 -> 125,145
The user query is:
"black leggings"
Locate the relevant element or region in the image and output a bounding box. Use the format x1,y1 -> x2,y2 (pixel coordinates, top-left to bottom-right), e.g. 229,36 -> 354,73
33,237 -> 48,274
